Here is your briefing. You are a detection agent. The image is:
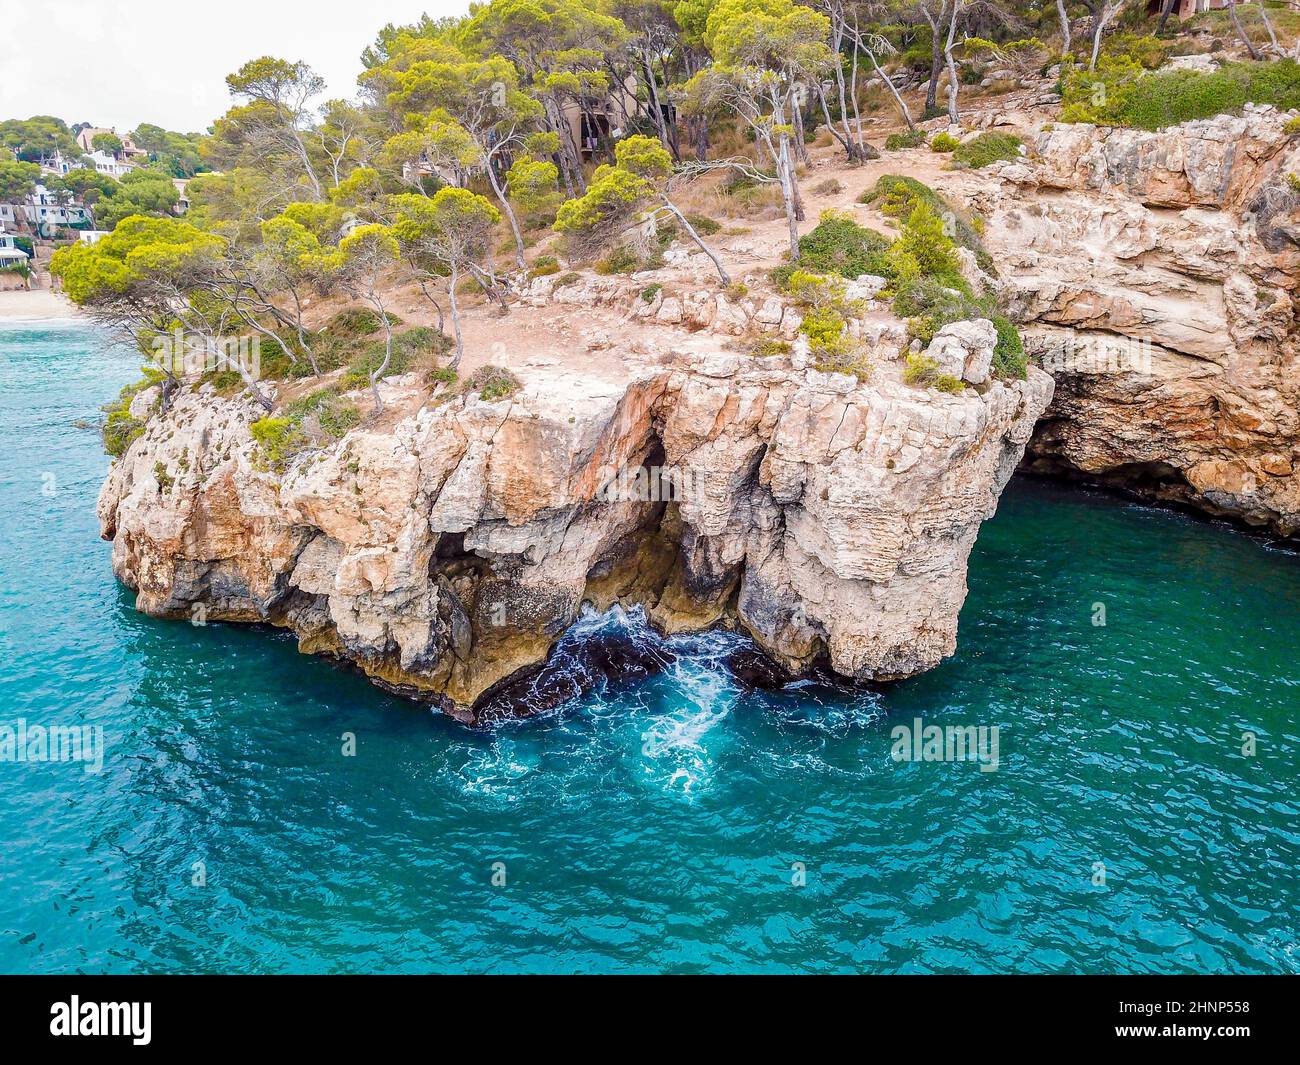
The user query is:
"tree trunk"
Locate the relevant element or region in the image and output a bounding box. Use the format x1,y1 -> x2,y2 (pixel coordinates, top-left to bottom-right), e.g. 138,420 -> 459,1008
1089,2 -> 1114,71
485,154 -> 526,272
367,294 -> 392,415
944,2 -> 962,125
1258,0 -> 1281,55
868,48 -> 915,131
643,49 -> 676,159
291,130 -> 324,201
1156,0 -> 1175,35
231,341 -> 273,411
416,278 -> 446,333
1058,0 -> 1073,54
817,86 -> 861,163
827,22 -> 860,161
1227,2 -> 1262,60
848,22 -> 867,154
447,263 -> 464,371
287,287 -> 321,377
660,196 -> 730,286
777,136 -> 801,260
792,104 -> 810,164
925,1 -> 950,113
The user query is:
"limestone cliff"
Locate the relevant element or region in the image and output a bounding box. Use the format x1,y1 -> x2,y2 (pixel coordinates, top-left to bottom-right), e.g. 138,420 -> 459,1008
948,105 -> 1300,535
98,346 -> 1051,722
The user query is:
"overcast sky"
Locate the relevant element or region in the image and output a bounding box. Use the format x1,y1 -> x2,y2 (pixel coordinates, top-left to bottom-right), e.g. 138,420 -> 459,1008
1,0 -> 469,134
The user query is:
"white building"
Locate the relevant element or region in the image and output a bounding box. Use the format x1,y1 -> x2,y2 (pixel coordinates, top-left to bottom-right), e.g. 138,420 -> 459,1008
84,150 -> 134,179
39,150 -> 78,177
38,148 -> 135,180
20,185 -> 91,227
0,231 -> 29,268
75,126 -> 148,163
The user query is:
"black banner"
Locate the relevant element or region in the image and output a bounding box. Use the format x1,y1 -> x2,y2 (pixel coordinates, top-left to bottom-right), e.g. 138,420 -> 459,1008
0,974 -> 1287,1052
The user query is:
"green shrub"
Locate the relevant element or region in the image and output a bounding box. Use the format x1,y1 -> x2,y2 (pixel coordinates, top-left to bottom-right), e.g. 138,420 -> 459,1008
103,408 -> 144,458
885,129 -> 926,151
685,212 -> 721,235
341,326 -> 450,389
788,274 -> 865,373
791,210 -> 892,279
721,168 -> 776,195
903,353 -> 940,384
201,368 -> 244,393
594,245 -> 642,274
1108,32 -> 1170,71
153,461 -> 174,489
951,131 -> 1023,168
529,254 -> 561,278
99,374 -> 162,458
991,314 -> 1026,378
1062,58 -> 1300,130
860,175 -> 995,275
800,305 -> 849,348
554,271 -> 581,288
250,416 -> 305,472
327,307 -> 402,338
903,353 -> 965,392
318,401 -> 362,437
930,131 -> 960,152
893,277 -> 1026,379
284,382 -> 361,436
784,270 -> 860,312
750,338 -> 790,358
641,283 -> 662,303
466,365 -> 520,402
886,202 -> 962,286
253,387 -> 361,469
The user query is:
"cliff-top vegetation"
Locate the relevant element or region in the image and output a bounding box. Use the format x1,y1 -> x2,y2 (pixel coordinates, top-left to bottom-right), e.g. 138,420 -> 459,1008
34,0 -> 1300,442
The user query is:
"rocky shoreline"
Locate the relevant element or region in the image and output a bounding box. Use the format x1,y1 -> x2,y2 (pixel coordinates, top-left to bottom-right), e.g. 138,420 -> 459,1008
959,105 -> 1300,537
94,106 -> 1300,721
98,344 -> 1051,722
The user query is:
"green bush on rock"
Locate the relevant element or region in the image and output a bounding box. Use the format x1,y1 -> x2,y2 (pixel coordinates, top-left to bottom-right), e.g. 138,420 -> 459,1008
100,372 -> 164,458
885,129 -> 925,151
951,132 -> 1022,169
249,416 -> 304,472
1061,58 -> 1300,130
775,210 -> 892,285
466,365 -> 520,401
860,175 -> 996,276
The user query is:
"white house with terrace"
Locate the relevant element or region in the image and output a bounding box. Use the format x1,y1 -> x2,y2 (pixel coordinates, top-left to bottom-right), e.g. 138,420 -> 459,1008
0,231 -> 30,268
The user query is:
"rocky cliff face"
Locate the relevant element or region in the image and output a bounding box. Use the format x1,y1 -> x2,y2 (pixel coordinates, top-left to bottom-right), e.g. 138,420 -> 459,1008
99,347 -> 1052,722
957,105 -> 1300,535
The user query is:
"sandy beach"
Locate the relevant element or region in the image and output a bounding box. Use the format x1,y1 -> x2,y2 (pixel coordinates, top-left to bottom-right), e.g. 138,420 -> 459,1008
0,288 -> 81,320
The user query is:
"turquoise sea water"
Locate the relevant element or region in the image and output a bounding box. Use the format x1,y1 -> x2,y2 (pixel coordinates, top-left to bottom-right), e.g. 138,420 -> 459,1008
0,322 -> 1296,974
